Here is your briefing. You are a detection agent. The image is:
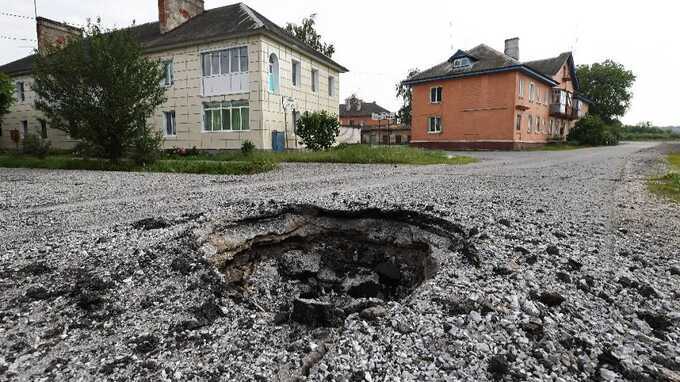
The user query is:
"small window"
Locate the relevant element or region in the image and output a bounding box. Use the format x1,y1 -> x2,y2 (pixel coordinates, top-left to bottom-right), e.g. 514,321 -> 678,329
268,53 -> 280,93
39,119 -> 47,139
21,120 -> 28,136
428,116 -> 442,133
311,69 -> 319,92
453,57 -> 471,68
528,115 -> 533,133
519,79 -> 525,98
161,60 -> 174,86
164,111 -> 176,136
529,82 -> 535,102
515,114 -> 522,131
292,60 -> 301,87
16,82 -> 25,102
430,87 -> 442,103
328,76 -> 335,97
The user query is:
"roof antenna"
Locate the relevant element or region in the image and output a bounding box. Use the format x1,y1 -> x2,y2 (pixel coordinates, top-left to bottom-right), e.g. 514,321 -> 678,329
34,0 -> 38,19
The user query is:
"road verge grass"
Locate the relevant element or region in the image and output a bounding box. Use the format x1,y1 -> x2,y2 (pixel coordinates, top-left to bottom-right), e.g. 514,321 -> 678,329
0,145 -> 477,175
648,152 -> 680,202
0,155 -> 277,175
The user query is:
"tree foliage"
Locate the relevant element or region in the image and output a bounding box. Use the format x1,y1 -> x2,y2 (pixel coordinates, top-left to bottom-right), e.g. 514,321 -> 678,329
576,60 -> 635,123
568,114 -> 621,146
285,14 -> 335,58
395,69 -> 420,127
0,72 -> 15,126
295,111 -> 340,151
32,21 -> 166,163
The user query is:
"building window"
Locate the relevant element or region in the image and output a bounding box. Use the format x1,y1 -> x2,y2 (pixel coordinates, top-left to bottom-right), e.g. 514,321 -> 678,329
516,114 -> 522,131
328,76 -> 335,97
430,87 -> 442,103
549,118 -> 554,135
161,60 -> 174,86
16,81 -> 25,102
164,111 -> 176,136
201,46 -> 248,77
203,100 -> 249,132
528,115 -> 533,133
428,116 -> 442,133
268,53 -> 280,93
349,120 -> 354,127
311,69 -> 319,92
21,120 -> 28,136
292,60 -> 301,87
39,119 -> 47,139
519,79 -> 525,98
453,57 -> 471,68
529,82 -> 535,102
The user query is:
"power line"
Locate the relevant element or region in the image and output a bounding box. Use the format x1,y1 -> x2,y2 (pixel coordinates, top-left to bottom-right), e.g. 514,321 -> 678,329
0,11 -> 35,20
0,35 -> 37,42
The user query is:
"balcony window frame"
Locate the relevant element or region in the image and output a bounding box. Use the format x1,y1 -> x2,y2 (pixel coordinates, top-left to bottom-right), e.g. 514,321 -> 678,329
200,45 -> 249,78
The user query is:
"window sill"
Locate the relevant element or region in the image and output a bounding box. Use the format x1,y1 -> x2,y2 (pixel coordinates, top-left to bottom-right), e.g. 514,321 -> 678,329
427,131 -> 443,135
430,101 -> 442,105
202,130 -> 251,134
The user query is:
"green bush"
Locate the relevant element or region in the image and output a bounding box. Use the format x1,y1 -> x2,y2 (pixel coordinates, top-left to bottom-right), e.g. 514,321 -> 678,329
130,125 -> 164,166
241,140 -> 256,156
295,111 -> 340,151
568,114 -> 621,146
22,134 -> 51,158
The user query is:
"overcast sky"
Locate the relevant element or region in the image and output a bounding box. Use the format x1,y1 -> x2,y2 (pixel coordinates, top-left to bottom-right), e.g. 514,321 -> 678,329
1,0 -> 677,126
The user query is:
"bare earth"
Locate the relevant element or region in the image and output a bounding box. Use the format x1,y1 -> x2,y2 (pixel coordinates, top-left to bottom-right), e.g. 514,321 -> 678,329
1,141 -> 679,381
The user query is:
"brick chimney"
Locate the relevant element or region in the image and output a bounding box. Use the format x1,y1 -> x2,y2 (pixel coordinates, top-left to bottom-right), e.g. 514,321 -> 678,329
159,0 -> 204,34
504,37 -> 520,61
36,17 -> 82,53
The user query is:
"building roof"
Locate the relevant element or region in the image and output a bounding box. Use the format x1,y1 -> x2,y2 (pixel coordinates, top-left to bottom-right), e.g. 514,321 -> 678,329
0,2 -> 348,76
403,44 -> 559,87
524,52 -> 571,76
339,100 -> 391,118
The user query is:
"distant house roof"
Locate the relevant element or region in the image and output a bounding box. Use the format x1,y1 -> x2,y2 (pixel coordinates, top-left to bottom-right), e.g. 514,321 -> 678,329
0,2 -> 348,77
403,44 -> 559,87
524,52 -> 579,90
339,99 -> 391,118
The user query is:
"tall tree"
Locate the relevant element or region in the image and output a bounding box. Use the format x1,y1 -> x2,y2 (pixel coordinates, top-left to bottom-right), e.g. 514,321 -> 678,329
395,69 -> 419,127
0,72 -> 15,127
285,14 -> 335,58
576,60 -> 635,123
32,21 -> 166,163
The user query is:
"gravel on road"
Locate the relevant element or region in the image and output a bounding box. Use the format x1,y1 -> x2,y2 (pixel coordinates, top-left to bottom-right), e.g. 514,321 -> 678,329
1,141 -> 679,381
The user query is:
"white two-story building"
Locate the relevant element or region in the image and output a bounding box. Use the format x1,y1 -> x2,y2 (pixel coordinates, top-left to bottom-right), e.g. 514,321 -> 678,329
0,1 -> 348,151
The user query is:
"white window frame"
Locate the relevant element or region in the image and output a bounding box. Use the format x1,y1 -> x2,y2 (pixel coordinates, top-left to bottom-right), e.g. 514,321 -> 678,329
328,76 -> 335,97
292,60 -> 301,88
164,111 -> 176,137
528,115 -> 533,133
453,57 -> 471,68
515,114 -> 522,131
311,69 -> 319,93
16,81 -> 25,102
202,101 -> 250,132
428,116 -> 442,134
529,82 -> 535,102
430,87 -> 443,104
200,45 -> 249,78
519,79 -> 525,98
161,60 -> 174,87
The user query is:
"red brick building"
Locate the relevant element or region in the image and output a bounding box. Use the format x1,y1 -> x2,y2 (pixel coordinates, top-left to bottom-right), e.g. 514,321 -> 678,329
404,38 -> 589,150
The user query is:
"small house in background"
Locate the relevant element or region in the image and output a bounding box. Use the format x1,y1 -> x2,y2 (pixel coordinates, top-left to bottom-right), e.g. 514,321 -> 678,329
339,95 -> 410,145
404,38 -> 589,150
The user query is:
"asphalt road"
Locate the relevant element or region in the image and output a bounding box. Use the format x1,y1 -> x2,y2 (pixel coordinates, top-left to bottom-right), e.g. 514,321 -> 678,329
1,141 -> 678,381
